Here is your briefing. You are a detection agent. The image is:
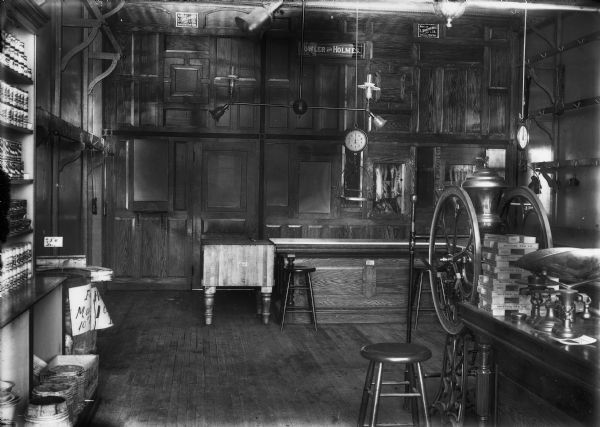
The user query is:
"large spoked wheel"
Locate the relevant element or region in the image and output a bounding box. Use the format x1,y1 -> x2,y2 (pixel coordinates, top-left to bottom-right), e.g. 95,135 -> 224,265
499,186 -> 553,249
429,186 -> 481,335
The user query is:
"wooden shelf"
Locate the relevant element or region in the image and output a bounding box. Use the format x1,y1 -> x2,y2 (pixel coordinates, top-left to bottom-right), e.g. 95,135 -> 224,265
7,227 -> 33,238
0,64 -> 33,85
10,178 -> 34,185
0,121 -> 33,134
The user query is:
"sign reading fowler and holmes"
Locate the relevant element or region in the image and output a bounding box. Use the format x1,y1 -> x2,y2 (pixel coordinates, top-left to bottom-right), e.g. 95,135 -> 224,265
301,42 -> 367,59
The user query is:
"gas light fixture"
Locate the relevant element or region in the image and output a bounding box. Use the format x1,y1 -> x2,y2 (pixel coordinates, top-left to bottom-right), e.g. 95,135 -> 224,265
235,0 -> 284,35
433,0 -> 467,28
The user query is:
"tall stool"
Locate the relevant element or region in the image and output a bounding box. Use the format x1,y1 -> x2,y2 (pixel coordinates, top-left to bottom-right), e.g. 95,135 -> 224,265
280,264 -> 318,331
357,342 -> 431,427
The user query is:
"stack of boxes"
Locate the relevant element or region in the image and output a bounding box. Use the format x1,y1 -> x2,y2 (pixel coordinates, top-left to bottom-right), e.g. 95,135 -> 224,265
8,199 -> 31,235
478,234 -> 538,316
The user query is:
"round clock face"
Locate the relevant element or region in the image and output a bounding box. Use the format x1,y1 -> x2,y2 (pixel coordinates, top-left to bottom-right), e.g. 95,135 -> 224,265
344,129 -> 368,152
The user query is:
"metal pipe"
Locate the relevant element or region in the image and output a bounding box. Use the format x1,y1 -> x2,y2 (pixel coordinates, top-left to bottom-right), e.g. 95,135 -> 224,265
302,1 -> 600,14
123,0 -> 600,14
467,1 -> 600,13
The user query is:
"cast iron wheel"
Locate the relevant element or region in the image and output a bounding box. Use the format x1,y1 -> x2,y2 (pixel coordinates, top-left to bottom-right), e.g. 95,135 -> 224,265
429,186 -> 481,335
499,186 -> 553,249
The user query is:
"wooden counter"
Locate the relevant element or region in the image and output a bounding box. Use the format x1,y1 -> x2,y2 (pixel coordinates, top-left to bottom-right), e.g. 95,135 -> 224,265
458,302 -> 599,425
269,238 -> 431,257
269,238 -> 429,324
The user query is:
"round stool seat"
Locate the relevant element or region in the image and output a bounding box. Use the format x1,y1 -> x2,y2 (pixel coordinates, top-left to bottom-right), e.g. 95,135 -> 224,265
360,342 -> 432,364
284,265 -> 316,273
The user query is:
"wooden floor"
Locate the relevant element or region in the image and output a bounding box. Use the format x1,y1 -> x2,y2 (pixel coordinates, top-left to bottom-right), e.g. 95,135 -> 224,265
89,289 -> 585,427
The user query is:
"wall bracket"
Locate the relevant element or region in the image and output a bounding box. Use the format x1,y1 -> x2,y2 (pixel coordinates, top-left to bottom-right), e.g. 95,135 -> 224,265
60,0 -> 124,94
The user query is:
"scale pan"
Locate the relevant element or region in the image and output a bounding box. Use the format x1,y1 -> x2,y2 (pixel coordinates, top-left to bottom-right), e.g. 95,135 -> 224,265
516,248 -> 600,283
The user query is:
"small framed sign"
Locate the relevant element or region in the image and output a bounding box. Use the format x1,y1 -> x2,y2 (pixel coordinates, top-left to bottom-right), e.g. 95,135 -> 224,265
176,12 -> 199,28
302,42 -> 366,59
417,23 -> 440,39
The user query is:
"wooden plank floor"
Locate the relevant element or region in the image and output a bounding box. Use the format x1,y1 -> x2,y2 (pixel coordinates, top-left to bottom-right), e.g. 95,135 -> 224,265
90,289 -> 446,427
89,289 -> 583,427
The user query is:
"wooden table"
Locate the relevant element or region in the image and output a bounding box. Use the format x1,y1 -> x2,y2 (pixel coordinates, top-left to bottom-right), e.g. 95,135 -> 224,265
458,302 -> 599,425
268,238 -> 433,325
202,239 -> 274,325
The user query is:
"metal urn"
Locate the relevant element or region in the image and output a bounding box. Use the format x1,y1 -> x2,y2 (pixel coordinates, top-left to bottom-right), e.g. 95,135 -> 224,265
461,167 -> 508,235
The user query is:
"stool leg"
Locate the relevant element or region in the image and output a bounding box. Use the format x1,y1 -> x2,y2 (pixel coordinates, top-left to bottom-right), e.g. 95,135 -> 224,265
414,270 -> 424,329
369,362 -> 384,427
307,272 -> 318,331
280,272 -> 293,331
357,361 -> 375,427
415,362 -> 430,427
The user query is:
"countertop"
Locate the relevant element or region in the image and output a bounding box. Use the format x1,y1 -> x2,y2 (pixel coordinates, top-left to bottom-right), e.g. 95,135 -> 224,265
0,275 -> 66,328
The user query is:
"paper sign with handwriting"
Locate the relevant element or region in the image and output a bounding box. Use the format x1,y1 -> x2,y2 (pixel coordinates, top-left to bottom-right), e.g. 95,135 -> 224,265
69,284 -> 113,336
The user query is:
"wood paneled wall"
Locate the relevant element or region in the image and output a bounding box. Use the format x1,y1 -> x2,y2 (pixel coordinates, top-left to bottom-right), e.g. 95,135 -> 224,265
102,10 -> 519,286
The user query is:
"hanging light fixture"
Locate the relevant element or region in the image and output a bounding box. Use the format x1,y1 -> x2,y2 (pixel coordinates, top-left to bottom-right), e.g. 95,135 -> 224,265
368,111 -> 387,131
209,104 -> 230,121
433,0 -> 467,28
358,73 -> 380,101
516,4 -> 530,149
210,65 -> 239,122
235,0 -> 284,34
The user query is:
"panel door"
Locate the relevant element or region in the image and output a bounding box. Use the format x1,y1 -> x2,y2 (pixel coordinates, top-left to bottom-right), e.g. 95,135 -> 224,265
191,139 -> 260,289
106,138 -> 192,288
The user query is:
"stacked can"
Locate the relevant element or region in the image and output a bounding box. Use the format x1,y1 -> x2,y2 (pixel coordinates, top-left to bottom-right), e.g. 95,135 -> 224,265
0,137 -> 24,179
0,81 -> 29,128
0,30 -> 32,79
0,242 -> 33,297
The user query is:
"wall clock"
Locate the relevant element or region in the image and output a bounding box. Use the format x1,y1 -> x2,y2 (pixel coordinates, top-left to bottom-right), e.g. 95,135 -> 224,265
344,128 -> 368,152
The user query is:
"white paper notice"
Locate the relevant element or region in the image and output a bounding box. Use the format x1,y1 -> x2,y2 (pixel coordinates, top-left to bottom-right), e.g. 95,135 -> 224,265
92,286 -> 113,330
69,284 -> 93,336
69,284 -> 113,336
550,334 -> 597,346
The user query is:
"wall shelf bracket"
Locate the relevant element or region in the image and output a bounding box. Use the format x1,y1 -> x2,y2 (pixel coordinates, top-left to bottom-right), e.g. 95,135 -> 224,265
60,0 -> 124,94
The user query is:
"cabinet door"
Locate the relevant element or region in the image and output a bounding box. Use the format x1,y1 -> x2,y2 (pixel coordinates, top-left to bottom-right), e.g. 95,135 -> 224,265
191,140 -> 259,289
212,37 -> 260,132
193,140 -> 259,239
418,65 -> 482,135
264,38 -> 353,134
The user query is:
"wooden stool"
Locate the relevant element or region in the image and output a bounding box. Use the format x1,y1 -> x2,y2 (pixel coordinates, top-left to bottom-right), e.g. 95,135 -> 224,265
357,342 -> 431,427
280,265 -> 318,331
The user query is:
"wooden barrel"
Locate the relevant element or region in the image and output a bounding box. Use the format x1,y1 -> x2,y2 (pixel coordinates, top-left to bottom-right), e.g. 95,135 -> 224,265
24,396 -> 72,426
